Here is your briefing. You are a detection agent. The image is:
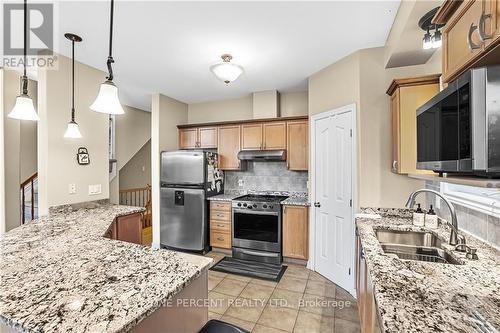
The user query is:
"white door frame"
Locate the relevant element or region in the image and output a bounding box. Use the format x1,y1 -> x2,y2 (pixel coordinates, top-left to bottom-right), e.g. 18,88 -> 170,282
308,103 -> 358,296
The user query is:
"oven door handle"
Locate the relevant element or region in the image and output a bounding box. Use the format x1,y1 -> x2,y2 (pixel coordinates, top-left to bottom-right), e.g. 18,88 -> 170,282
238,249 -> 280,258
233,209 -> 279,216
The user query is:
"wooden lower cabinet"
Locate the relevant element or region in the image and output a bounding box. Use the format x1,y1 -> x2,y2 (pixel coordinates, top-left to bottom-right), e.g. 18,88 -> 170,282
210,201 -> 232,249
356,232 -> 382,333
282,205 -> 308,260
105,212 -> 144,245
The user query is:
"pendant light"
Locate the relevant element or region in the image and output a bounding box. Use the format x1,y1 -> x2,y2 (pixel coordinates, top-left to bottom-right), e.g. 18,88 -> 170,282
8,0 -> 39,121
210,54 -> 244,85
90,0 -> 125,115
63,33 -> 83,139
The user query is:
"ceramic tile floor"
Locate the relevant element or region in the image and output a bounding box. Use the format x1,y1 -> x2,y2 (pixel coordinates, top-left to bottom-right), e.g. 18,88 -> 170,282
205,251 -> 361,333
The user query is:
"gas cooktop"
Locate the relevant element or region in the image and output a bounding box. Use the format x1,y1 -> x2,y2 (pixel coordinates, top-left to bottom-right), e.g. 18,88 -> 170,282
233,194 -> 289,203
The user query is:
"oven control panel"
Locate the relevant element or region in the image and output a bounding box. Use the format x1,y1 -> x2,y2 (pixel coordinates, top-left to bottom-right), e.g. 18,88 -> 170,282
232,201 -> 280,212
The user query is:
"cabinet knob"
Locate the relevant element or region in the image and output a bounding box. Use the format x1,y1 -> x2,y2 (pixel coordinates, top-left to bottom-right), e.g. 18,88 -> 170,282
467,23 -> 481,51
478,12 -> 493,42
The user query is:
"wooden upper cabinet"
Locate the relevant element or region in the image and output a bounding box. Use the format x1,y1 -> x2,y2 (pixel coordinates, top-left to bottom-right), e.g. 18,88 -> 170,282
441,0 -> 500,82
179,128 -> 198,149
218,125 -> 241,170
287,120 -> 308,171
241,123 -> 263,150
198,126 -> 218,148
282,206 -> 308,260
263,122 -> 286,150
387,75 -> 440,174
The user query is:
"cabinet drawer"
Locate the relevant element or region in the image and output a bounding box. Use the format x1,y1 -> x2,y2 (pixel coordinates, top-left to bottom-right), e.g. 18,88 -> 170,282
211,210 -> 231,221
210,201 -> 232,212
211,231 -> 231,248
210,220 -> 231,232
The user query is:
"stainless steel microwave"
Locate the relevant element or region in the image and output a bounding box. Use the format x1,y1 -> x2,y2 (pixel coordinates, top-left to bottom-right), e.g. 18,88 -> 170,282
416,66 -> 500,176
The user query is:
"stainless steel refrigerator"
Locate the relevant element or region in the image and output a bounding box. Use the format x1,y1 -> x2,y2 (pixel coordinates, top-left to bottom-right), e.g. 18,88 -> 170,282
160,150 -> 223,252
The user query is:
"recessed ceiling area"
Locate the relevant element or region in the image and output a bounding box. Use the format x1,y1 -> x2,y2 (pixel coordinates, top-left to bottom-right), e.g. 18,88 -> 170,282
54,1 -> 401,110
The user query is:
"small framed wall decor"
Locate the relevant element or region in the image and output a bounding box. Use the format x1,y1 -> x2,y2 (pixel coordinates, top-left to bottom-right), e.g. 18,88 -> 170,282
77,147 -> 90,165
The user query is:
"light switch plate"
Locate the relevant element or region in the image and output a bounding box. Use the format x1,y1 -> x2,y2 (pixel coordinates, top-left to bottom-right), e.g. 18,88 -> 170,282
88,184 -> 102,195
69,183 -> 77,194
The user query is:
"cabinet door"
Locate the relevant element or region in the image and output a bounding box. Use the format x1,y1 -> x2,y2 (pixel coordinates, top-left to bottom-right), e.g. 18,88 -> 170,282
116,213 -> 143,245
179,128 -> 199,149
218,125 -> 241,170
482,0 -> 500,48
241,123 -> 263,150
443,0 -> 485,82
263,122 -> 286,150
287,120 -> 308,170
282,206 -> 308,260
399,84 -> 439,174
199,126 -> 218,148
390,89 -> 401,174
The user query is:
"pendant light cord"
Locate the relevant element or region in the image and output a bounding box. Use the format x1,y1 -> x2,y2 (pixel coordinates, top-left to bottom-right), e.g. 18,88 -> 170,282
21,0 -> 28,95
106,0 -> 115,81
71,39 -> 75,122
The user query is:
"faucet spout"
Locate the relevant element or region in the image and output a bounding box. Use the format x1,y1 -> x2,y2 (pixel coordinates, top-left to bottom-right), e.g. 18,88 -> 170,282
405,189 -> 461,246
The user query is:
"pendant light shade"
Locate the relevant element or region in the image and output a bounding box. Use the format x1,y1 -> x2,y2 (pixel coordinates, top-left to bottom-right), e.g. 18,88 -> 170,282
9,93 -> 39,121
8,0 -> 38,121
64,121 -> 83,139
210,54 -> 244,84
89,81 -> 125,115
90,0 -> 124,115
64,33 -> 83,139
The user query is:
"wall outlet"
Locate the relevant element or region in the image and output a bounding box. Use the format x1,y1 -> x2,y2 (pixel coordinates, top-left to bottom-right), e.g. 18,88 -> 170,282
69,183 -> 77,195
88,184 -> 102,195
238,179 -> 244,187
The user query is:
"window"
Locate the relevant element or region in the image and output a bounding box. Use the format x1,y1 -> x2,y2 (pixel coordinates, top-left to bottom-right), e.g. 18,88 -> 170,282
109,115 -> 117,179
441,182 -> 500,218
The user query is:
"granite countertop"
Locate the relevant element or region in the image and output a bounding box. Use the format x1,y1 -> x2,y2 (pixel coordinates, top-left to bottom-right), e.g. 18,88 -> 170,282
0,202 -> 212,333
281,193 -> 309,207
207,191 -> 243,202
356,208 -> 500,333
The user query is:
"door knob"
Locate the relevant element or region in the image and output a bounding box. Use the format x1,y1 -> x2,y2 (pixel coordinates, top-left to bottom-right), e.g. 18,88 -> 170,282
314,202 -> 321,208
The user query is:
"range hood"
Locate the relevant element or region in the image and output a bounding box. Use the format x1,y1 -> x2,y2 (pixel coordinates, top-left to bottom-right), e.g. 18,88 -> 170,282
237,150 -> 286,161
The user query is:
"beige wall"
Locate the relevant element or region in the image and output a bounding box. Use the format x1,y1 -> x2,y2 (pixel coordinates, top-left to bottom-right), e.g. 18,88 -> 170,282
151,93 -> 188,247
187,92 -> 307,124
119,140 -> 151,190
2,69 -> 38,231
280,91 -> 308,117
308,47 -> 442,208
38,54 -> 109,213
188,96 -> 252,124
308,52 -> 361,116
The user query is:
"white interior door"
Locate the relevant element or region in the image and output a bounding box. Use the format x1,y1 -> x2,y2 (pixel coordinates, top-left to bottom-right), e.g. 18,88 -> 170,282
312,106 -> 355,293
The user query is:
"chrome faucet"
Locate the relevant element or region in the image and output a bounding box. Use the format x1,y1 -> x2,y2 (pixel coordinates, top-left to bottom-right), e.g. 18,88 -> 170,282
405,189 -> 464,246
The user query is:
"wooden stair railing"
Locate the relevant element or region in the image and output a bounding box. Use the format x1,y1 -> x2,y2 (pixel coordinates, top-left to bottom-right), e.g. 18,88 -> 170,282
119,185 -> 151,208
20,172 -> 38,225
119,185 -> 152,245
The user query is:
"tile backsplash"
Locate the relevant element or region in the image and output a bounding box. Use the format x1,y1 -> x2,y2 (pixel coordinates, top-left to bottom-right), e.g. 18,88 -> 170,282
224,161 -> 308,193
425,181 -> 500,248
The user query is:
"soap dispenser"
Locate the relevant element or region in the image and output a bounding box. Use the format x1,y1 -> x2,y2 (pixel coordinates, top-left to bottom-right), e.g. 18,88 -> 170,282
425,205 -> 438,229
413,203 -> 425,226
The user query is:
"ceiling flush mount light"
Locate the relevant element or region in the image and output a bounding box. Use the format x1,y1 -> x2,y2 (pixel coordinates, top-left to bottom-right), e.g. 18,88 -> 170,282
8,0 -> 39,121
210,54 -> 244,85
64,33 -> 83,139
419,7 -> 444,50
90,0 -> 125,115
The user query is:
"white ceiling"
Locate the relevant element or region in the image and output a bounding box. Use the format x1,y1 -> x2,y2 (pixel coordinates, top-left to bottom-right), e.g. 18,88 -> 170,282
54,1 -> 401,110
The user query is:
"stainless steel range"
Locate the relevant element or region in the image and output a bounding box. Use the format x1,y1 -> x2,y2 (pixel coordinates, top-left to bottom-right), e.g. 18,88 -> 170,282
232,194 -> 288,264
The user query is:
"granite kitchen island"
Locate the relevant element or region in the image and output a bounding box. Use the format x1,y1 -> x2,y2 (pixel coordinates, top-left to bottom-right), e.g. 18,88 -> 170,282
0,202 -> 212,333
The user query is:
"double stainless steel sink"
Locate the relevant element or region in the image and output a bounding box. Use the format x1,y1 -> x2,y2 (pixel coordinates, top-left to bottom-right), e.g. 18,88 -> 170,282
375,229 -> 462,265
